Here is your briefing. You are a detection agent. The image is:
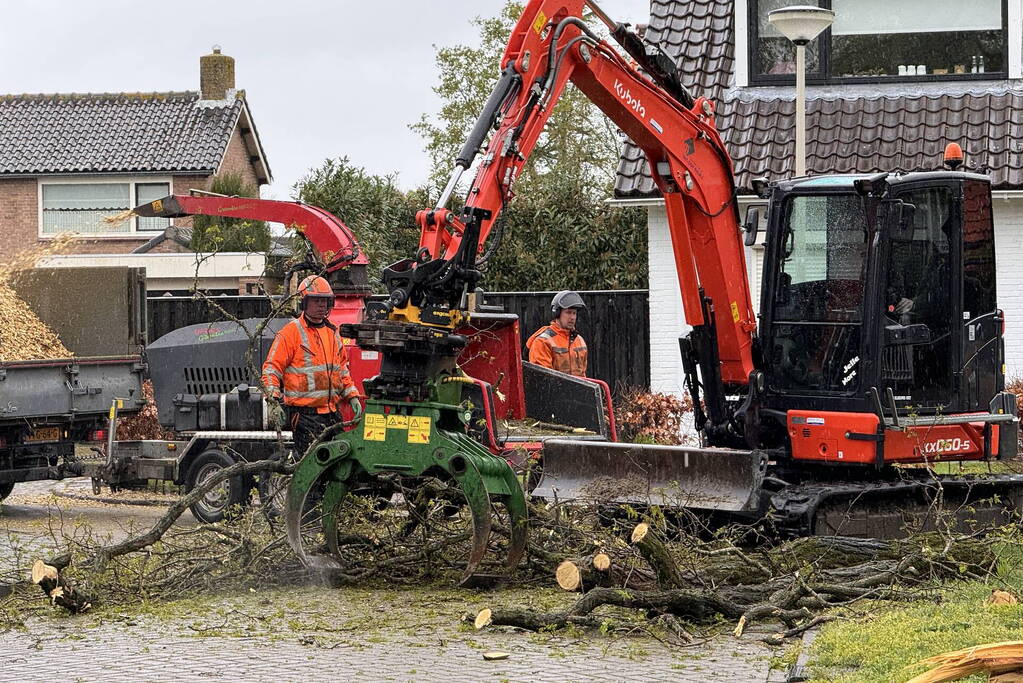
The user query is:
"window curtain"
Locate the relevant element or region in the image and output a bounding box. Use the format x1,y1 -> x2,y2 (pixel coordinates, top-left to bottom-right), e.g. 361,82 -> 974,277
832,0 -> 1001,35
41,183 -> 130,234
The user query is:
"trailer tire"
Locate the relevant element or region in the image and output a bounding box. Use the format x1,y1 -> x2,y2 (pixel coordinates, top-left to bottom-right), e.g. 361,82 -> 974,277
0,482 -> 13,502
185,449 -> 248,524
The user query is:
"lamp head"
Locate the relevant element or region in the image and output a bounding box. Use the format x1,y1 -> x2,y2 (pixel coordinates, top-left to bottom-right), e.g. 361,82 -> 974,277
767,6 -> 835,45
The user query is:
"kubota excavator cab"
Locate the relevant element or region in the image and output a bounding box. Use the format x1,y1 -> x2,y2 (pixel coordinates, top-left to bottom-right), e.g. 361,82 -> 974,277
752,171 -> 1015,464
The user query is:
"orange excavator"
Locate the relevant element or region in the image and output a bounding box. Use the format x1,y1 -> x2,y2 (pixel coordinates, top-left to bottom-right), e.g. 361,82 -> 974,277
352,0 -> 1022,542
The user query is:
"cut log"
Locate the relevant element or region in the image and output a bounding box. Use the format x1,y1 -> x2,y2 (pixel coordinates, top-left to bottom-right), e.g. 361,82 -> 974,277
631,523 -> 683,589
556,561 -> 582,591
31,559 -> 92,614
31,560 -> 57,584
555,553 -> 613,591
987,590 -> 1020,606
474,608 -> 493,630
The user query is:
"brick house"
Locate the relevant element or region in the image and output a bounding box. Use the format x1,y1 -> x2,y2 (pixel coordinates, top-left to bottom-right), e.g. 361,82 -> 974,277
0,48 -> 272,293
613,0 -> 1023,394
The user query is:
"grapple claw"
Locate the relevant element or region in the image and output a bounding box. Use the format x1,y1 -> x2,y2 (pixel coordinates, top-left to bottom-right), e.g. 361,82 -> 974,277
284,441 -> 351,575
452,462 -> 495,585
499,464 -> 528,570
321,479 -> 350,560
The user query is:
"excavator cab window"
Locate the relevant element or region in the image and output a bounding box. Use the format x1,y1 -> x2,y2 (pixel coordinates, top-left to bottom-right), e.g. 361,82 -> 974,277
768,193 -> 869,395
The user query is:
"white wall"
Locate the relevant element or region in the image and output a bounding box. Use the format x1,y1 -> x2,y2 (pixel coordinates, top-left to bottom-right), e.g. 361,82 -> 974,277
647,204 -> 689,396
647,196 -> 1023,398
39,252 -> 267,293
994,198 -> 1023,379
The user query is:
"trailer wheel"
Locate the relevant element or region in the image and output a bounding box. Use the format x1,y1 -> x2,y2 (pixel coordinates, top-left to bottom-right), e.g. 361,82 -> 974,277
0,482 -> 13,502
185,450 -> 247,524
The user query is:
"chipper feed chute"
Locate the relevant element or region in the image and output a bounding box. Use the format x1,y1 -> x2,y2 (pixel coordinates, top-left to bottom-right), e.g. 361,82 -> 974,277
533,440 -> 767,513
284,398 -> 527,585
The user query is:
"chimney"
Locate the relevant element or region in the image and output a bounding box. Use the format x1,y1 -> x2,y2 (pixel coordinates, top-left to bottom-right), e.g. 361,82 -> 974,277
200,45 -> 235,100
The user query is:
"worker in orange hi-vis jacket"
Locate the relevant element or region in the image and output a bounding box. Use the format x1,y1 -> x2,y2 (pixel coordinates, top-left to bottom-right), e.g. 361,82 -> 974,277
262,275 -> 363,456
525,290 -> 588,377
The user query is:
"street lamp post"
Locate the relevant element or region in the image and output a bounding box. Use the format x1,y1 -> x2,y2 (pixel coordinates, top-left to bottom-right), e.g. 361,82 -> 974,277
768,6 -> 835,177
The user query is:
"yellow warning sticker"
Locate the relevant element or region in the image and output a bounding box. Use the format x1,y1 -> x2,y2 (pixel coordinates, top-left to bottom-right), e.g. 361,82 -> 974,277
363,414 -> 386,441
730,301 -> 740,323
532,10 -> 546,34
152,199 -> 163,214
408,416 -> 432,444
386,414 -> 408,430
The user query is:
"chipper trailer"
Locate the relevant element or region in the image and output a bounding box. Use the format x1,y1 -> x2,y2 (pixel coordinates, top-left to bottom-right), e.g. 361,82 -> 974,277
0,267 -> 147,502
251,0 -> 1023,584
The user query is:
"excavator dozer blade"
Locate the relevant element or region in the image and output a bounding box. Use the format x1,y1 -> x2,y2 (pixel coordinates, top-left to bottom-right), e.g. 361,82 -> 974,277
534,439 -> 767,513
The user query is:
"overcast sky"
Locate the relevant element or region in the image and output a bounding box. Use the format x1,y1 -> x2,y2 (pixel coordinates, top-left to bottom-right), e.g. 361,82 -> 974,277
1,0 -> 649,199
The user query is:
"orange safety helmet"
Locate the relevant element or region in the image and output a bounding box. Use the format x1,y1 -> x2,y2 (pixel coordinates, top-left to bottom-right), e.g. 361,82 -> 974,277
297,275 -> 333,310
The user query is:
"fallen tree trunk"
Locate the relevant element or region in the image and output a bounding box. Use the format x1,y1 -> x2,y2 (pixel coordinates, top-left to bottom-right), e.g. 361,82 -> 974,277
481,532 -> 996,641
85,458 -> 292,569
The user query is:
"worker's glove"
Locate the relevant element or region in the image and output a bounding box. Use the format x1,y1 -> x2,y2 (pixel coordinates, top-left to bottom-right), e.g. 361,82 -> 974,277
266,394 -> 286,429
348,396 -> 364,422
894,297 -> 914,315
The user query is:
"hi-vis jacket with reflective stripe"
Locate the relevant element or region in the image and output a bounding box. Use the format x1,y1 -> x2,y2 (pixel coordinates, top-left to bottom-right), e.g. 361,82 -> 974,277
261,315 -> 359,413
525,321 -> 588,377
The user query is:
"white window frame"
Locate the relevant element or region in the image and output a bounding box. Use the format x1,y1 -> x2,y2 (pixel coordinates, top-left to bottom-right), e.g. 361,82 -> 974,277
38,176 -> 173,239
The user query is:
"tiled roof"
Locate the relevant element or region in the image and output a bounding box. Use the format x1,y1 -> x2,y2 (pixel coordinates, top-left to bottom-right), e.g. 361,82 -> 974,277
643,0 -> 733,104
0,91 -> 243,175
615,0 -> 1023,196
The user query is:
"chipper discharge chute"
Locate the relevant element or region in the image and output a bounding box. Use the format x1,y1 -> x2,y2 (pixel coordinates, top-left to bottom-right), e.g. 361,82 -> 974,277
284,319 -> 528,585
534,440 -> 767,514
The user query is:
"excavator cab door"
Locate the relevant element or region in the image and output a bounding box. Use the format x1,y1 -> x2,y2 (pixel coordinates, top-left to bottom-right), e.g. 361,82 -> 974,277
877,183 -> 956,409
760,187 -> 871,411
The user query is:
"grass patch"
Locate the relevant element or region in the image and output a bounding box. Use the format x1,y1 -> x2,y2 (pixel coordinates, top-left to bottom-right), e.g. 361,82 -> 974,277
922,460 -> 1021,475
808,535 -> 1023,682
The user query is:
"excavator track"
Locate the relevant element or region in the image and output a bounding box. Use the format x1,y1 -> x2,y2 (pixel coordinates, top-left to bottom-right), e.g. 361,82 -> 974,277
767,472 -> 1023,539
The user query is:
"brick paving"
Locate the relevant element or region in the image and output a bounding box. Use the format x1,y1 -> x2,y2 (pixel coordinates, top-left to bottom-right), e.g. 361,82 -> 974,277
0,614 -> 775,682
1,480 -> 780,682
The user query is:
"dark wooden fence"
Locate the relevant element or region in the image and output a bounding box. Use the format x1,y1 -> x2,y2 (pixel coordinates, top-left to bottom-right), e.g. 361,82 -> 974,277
147,290 -> 649,391
478,290 -> 649,392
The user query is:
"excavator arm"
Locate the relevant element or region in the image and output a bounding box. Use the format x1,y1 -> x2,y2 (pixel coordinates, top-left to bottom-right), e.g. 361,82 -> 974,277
397,0 -> 756,429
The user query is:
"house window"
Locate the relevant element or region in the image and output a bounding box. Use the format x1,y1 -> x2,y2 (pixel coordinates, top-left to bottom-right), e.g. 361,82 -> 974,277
750,0 -> 1007,83
755,0 -> 823,76
135,183 -> 172,232
40,180 -> 170,236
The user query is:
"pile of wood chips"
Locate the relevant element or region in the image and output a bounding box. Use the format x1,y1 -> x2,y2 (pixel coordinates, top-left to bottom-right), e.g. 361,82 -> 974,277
0,236 -> 75,361
0,282 -> 71,360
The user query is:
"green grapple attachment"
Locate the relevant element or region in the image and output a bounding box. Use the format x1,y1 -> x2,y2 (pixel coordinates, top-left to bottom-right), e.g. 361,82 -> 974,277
284,373 -> 527,585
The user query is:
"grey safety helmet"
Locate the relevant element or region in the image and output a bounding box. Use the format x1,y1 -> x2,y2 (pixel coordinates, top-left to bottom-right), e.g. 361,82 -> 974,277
551,290 -> 586,317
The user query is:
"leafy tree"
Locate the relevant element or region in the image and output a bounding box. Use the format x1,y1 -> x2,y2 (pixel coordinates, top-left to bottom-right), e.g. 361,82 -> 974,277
190,172 -> 271,253
293,157 -> 424,288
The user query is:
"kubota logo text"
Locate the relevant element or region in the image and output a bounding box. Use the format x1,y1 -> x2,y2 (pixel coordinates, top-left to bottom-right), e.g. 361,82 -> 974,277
614,80 -> 646,118
920,438 -> 973,454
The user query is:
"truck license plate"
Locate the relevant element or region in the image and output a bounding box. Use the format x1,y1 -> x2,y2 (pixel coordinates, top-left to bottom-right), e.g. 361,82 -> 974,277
25,426 -> 60,442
